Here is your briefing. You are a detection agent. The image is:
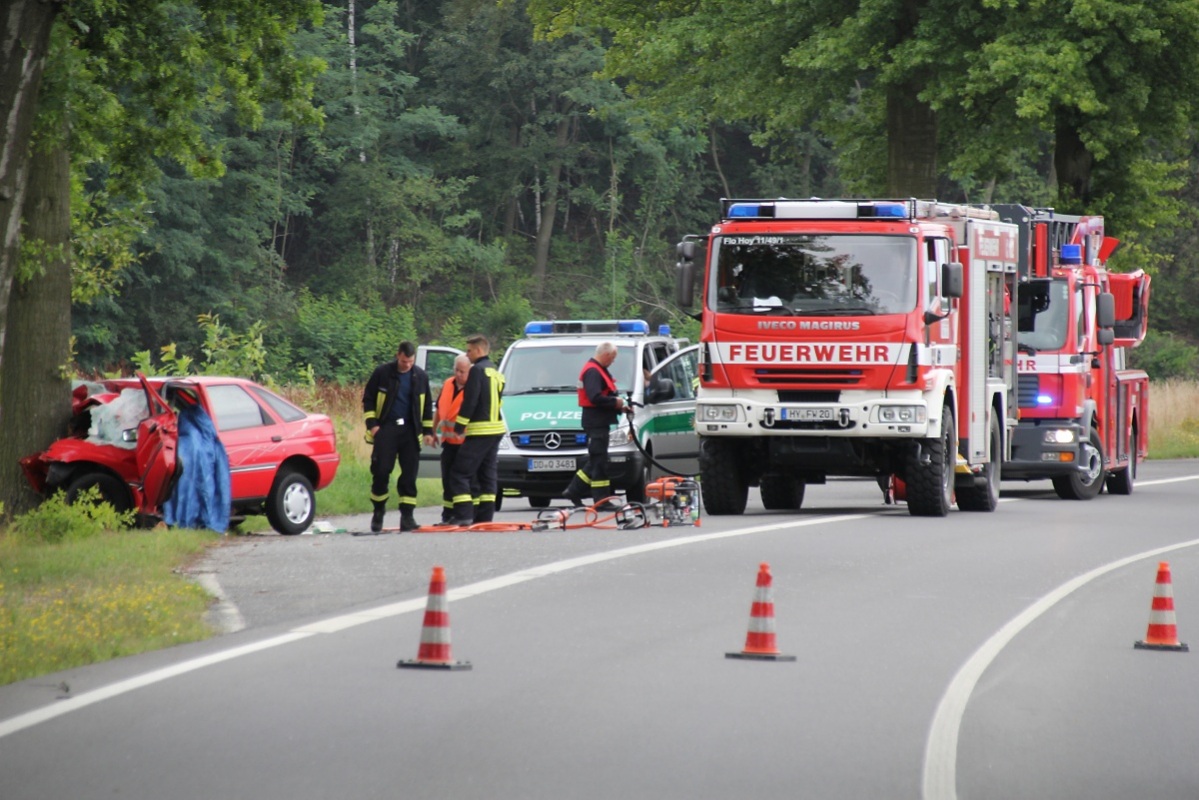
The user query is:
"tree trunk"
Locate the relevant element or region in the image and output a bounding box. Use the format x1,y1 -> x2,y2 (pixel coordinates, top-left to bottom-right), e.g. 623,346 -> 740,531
531,114 -> 572,299
0,138 -> 72,514
885,82 -> 938,198
0,0 -> 60,431
1053,112 -> 1093,207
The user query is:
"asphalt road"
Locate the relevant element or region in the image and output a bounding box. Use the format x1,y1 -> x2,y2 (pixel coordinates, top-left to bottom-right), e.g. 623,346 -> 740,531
2,460 -> 1198,800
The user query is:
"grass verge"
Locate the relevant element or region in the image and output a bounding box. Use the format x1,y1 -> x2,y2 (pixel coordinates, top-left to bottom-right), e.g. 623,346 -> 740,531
0,495 -> 216,685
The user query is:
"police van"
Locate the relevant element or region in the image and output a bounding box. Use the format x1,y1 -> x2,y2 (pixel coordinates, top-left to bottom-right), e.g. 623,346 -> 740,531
496,319 -> 699,508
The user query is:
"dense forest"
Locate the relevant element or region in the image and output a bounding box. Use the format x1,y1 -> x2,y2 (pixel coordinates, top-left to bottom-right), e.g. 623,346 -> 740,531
53,0 -> 1199,379
2,0 -> 1198,509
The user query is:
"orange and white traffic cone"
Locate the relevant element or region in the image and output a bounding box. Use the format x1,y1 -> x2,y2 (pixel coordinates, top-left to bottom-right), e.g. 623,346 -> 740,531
398,566 -> 472,670
726,562 -> 796,662
1134,561 -> 1189,652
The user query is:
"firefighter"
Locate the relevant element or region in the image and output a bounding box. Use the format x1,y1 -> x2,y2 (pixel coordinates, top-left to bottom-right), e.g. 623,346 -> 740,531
435,354 -> 473,522
362,341 -> 435,532
564,341 -> 627,510
445,334 -> 506,525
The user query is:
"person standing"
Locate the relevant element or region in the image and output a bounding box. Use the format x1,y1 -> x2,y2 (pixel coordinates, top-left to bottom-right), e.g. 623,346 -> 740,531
564,341 -> 626,510
446,334 -> 506,525
434,354 -> 472,523
362,341 -> 435,532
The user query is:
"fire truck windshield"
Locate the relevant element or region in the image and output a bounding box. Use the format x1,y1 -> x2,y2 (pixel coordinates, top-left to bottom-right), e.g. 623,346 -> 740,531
1017,278 -> 1070,351
709,234 -> 917,316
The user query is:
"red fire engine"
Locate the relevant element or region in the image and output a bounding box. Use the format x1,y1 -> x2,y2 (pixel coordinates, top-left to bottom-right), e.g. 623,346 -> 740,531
676,198 -> 1021,517
993,205 -> 1150,499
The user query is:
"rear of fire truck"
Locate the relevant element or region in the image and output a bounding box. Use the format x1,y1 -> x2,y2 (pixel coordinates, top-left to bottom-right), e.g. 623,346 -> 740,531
995,205 -> 1151,500
675,198 -> 1020,517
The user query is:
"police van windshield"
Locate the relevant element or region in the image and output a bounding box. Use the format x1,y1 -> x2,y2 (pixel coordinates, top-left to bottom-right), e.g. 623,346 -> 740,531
503,344 -> 637,395
709,234 -> 917,316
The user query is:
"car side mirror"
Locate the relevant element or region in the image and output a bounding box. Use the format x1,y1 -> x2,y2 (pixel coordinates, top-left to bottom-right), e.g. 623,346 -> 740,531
647,377 -> 676,403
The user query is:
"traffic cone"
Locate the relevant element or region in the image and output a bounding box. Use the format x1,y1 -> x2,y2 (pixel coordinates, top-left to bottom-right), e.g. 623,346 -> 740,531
1134,561 -> 1189,652
726,562 -> 797,662
398,566 -> 472,670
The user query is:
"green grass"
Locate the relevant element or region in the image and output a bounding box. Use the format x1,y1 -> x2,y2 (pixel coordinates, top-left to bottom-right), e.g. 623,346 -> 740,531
0,498 -> 216,685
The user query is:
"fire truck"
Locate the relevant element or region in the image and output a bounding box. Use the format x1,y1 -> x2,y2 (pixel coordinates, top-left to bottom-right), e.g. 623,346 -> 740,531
674,198 -> 1020,517
993,205 -> 1150,499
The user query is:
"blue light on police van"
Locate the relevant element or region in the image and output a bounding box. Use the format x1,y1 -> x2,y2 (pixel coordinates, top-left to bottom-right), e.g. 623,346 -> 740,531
617,320 -> 649,334
524,321 -> 555,335
1036,394 -> 1054,406
518,435 -> 532,445
658,324 -> 671,336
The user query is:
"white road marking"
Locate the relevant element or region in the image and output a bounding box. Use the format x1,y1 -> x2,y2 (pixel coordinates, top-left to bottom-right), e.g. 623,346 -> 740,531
921,474 -> 1199,800
0,514 -> 867,739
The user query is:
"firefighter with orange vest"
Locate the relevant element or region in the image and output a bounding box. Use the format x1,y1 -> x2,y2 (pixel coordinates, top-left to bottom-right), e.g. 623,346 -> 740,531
563,341 -> 627,510
434,354 -> 473,522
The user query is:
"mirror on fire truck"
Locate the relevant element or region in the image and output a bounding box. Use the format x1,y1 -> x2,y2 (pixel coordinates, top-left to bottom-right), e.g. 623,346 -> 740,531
943,262 -> 964,298
1097,292 -> 1116,345
675,239 -> 697,307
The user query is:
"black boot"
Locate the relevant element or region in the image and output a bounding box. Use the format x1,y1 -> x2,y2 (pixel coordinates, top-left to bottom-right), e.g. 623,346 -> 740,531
592,491 -> 622,512
564,476 -> 588,507
370,501 -> 386,533
399,504 -> 418,532
474,501 -> 495,524
449,501 -> 475,526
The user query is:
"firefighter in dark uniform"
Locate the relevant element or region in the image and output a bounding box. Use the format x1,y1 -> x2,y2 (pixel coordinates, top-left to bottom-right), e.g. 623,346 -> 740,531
362,341 -> 434,532
564,341 -> 627,510
446,334 -> 506,525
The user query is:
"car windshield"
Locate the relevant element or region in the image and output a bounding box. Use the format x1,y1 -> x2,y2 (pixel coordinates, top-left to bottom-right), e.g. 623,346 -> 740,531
709,234 -> 918,316
503,343 -> 637,395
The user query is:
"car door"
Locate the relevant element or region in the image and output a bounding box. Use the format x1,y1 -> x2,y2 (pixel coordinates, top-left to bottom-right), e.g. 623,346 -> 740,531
417,345 -> 465,463
640,345 -> 699,474
200,381 -> 285,500
134,374 -> 179,513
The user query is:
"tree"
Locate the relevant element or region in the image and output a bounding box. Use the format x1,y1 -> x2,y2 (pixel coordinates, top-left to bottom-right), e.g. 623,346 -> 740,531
0,0 -> 323,513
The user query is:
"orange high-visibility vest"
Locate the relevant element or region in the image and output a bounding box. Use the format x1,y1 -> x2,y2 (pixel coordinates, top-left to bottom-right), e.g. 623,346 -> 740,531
436,377 -> 466,445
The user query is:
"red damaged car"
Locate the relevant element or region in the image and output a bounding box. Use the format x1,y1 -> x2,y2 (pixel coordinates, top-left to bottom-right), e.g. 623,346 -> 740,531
21,374 -> 340,535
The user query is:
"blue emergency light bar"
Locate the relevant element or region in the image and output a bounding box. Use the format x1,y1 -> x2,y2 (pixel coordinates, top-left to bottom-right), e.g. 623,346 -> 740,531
721,199 -> 912,221
524,319 -> 650,336
1037,394 -> 1054,406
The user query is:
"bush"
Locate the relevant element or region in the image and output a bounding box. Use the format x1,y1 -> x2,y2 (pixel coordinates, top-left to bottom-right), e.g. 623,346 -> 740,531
1129,330 -> 1199,381
10,489 -> 136,543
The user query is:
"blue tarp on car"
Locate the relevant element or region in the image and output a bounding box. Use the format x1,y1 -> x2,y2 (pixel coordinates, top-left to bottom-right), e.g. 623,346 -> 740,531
163,401 -> 231,533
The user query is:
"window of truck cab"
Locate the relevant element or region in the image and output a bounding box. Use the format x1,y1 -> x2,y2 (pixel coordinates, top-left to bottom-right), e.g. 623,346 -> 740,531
709,234 -> 918,316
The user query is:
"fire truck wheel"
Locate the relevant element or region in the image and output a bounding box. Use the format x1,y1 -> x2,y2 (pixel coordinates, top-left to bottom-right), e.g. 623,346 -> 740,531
266,470 -> 315,535
1052,429 -> 1105,501
760,475 -> 805,510
66,471 -> 133,516
906,403 -> 955,517
957,413 -> 1001,512
699,438 -> 748,515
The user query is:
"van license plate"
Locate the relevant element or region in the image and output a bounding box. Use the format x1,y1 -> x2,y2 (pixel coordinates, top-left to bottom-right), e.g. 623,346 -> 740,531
528,457 -> 576,472
781,407 -> 835,422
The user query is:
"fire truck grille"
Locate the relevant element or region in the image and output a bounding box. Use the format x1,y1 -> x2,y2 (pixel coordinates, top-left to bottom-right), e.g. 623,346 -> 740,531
752,367 -> 864,387
1017,374 -> 1039,409
508,430 -> 589,449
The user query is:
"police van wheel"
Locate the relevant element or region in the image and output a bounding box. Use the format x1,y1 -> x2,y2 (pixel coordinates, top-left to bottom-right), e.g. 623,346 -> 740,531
529,496 -> 550,508
626,460 -> 650,504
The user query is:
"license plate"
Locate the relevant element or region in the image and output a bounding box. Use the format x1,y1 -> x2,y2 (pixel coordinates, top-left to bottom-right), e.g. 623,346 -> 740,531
528,457 -> 576,472
780,407 -> 835,422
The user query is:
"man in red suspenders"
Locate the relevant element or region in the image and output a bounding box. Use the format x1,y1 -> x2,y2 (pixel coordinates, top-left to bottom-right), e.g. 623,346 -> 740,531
564,341 -> 627,510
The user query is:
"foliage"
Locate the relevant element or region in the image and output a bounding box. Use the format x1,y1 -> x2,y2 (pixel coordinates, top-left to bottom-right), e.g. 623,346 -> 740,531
8,488 -> 135,544
290,291 -> 415,383
1130,331 -> 1199,381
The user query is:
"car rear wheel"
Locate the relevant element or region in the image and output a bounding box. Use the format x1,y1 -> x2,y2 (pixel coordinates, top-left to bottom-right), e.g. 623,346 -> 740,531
266,470 -> 315,535
66,471 -> 133,515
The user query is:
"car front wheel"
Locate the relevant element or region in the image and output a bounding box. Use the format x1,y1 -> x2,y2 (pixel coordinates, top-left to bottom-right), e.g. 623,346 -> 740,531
266,470 -> 315,535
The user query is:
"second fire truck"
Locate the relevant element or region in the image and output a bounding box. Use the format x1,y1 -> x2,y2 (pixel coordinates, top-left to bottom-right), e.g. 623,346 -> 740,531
993,205 -> 1150,499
